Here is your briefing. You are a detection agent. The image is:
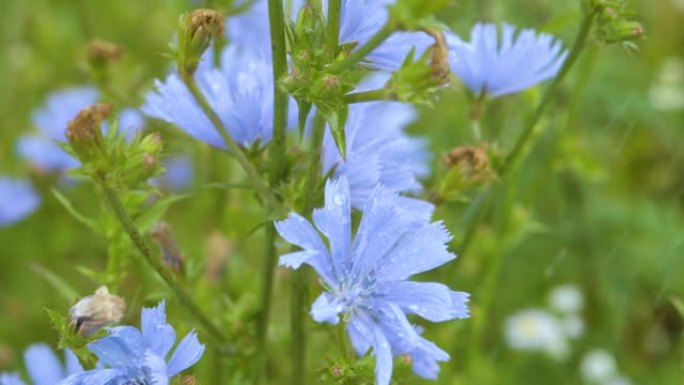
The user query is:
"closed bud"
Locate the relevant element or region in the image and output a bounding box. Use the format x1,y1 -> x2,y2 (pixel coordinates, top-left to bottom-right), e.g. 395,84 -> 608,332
177,9 -> 224,77
65,103 -> 113,163
150,221 -> 185,275
69,286 -> 125,336
87,39 -> 124,65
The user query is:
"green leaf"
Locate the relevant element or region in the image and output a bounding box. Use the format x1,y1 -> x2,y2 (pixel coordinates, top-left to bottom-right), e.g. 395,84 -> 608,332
318,105 -> 348,159
51,188 -> 100,232
29,263 -> 79,303
671,297 -> 684,318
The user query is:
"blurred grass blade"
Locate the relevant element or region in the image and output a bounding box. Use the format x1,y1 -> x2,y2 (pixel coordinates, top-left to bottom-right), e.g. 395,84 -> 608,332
30,263 -> 79,303
51,188 -> 100,232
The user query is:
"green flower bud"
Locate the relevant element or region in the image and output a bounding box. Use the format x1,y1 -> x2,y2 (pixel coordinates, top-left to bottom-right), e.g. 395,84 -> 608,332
176,9 -> 224,78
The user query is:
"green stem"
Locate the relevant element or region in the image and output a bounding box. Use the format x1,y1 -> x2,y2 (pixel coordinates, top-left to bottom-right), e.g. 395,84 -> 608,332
103,186 -> 233,353
290,113 -> 326,385
343,88 -> 394,104
256,0 -> 290,382
327,22 -> 395,74
327,0 -> 342,54
461,10 -> 597,379
181,74 -> 284,213
502,10 -> 597,175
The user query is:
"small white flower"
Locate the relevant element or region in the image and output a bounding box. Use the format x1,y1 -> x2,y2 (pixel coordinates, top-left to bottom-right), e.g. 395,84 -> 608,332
580,349 -> 617,383
561,314 -> 585,339
649,57 -> 684,112
548,285 -> 584,314
504,309 -> 568,359
604,376 -> 633,385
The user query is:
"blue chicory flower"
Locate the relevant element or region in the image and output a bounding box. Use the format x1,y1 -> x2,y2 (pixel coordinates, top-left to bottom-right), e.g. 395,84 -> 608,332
0,176 -> 41,227
150,156 -> 195,192
143,46 -> 281,148
321,101 -> 432,217
17,87 -> 145,173
446,23 -> 567,98
275,177 -> 469,385
62,300 -> 204,385
0,343 -> 82,385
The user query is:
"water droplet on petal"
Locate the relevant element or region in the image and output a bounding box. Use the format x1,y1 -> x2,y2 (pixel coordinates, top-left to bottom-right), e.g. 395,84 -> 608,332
333,194 -> 345,206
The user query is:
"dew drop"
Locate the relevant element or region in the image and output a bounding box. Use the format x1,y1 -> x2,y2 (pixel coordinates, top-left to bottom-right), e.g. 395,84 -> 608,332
333,194 -> 345,206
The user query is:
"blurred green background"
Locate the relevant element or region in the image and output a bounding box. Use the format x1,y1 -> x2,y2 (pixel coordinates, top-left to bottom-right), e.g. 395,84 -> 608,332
0,0 -> 682,384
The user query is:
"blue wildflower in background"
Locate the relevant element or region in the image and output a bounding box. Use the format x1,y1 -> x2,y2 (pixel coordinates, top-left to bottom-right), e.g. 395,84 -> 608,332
275,177 -> 469,385
150,156 -> 195,192
62,300 -> 204,385
0,176 -> 40,227
322,101 -> 432,217
446,23 -> 567,98
0,343 -> 82,385
17,87 -> 144,173
143,46 -> 284,148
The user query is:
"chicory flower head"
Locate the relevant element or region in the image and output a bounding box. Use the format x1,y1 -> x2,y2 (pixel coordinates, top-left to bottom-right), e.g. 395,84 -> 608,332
17,87 -> 144,173
322,101 -> 432,217
447,23 -> 567,98
62,300 -> 205,385
0,343 -> 82,385
275,177 -> 469,385
0,176 -> 40,227
143,45 -> 279,148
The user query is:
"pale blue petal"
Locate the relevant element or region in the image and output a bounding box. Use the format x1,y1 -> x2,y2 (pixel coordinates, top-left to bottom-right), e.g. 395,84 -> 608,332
87,326 -> 143,368
141,300 -> 176,359
60,368 -> 122,385
64,349 -> 84,375
15,136 -> 78,172
279,250 -> 321,269
310,293 -> 343,324
24,344 -> 64,385
376,221 -> 455,281
0,177 -> 41,227
0,372 -> 25,385
346,318 -> 372,356
379,282 -> 466,322
166,331 -> 205,377
313,177 -> 352,276
144,351 -> 169,385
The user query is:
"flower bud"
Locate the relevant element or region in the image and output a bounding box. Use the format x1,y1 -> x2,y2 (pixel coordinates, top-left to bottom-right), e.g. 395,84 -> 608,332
69,286 -> 125,336
150,221 -> 185,274
424,28 -> 450,84
65,103 -> 113,163
87,39 -> 124,65
177,9 -> 224,77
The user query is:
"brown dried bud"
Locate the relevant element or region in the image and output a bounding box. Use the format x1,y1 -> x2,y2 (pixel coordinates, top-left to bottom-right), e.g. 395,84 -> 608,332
179,375 -> 198,385
204,230 -> 233,283
444,145 -> 490,174
65,103 -> 113,163
69,286 -> 125,336
87,39 -> 124,64
330,364 -> 344,378
188,9 -> 224,41
150,222 -> 185,274
424,28 -> 450,84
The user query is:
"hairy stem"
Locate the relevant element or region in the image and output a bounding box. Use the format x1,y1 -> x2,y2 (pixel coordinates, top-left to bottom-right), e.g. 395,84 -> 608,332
327,22 -> 394,74
103,186 -> 233,353
181,74 -> 284,214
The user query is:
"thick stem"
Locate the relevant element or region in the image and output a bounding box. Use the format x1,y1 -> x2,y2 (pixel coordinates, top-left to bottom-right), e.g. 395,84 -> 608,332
255,1 -> 289,381
181,74 -> 284,214
327,0 -> 342,54
327,22 -> 394,74
103,186 -> 233,353
290,113 -> 326,385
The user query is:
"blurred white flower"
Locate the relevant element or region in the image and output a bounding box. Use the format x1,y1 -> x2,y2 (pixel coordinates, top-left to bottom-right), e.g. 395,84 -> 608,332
561,314 -> 585,339
580,349 -> 618,383
504,309 -> 569,359
649,57 -> 684,112
548,285 -> 583,314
